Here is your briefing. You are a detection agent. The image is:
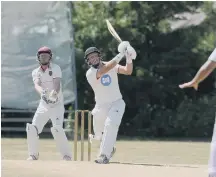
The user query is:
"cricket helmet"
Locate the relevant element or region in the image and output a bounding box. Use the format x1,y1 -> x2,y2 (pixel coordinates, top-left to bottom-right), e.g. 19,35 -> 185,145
37,46 -> 52,65
84,47 -> 102,68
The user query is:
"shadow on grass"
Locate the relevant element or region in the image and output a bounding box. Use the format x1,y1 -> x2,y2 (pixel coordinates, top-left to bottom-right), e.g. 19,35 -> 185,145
110,162 -> 199,168
117,136 -> 212,143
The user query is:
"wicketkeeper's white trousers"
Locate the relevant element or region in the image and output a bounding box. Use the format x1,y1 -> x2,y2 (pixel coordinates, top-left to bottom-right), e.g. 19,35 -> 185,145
32,101 -> 65,133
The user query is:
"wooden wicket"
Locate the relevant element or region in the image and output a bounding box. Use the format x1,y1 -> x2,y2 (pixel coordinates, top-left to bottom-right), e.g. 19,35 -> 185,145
73,110 -> 92,161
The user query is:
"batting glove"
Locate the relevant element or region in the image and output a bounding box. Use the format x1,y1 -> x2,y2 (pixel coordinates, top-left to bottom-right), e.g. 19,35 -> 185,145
126,45 -> 137,60
118,41 -> 130,54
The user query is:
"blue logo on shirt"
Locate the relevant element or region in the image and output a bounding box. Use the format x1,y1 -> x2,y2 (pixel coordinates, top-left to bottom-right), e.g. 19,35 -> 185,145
101,74 -> 111,86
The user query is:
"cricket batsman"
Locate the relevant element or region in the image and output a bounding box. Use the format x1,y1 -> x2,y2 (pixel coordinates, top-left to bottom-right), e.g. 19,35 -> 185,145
26,46 -> 72,161
179,48 -> 216,177
85,41 -> 136,164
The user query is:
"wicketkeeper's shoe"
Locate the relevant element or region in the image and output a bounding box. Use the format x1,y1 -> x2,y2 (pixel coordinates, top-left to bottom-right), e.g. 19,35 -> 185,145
95,154 -> 109,164
26,155 -> 38,161
63,155 -> 72,161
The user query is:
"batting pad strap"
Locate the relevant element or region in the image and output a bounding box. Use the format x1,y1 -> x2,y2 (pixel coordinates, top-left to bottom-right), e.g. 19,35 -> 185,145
112,53 -> 124,64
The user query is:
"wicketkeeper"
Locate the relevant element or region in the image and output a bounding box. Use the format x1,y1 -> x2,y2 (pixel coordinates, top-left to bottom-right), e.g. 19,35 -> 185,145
26,46 -> 72,161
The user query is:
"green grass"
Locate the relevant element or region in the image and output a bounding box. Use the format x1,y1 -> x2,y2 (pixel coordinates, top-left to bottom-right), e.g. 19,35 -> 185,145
1,138 -> 210,164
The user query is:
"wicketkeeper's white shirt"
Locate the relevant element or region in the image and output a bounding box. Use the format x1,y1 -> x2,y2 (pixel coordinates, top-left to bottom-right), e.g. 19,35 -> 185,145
86,64 -> 122,105
209,48 -> 216,62
32,63 -> 64,106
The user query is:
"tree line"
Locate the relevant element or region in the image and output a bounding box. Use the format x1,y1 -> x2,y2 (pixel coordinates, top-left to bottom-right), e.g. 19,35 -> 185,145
71,1 -> 216,138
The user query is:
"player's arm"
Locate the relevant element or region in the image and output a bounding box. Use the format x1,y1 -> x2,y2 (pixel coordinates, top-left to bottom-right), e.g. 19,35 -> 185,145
52,65 -> 62,93
96,53 -> 124,79
48,65 -> 62,103
190,60 -> 216,84
34,78 -> 43,95
117,44 -> 136,75
48,77 -> 61,103
32,70 -> 43,95
53,78 -> 61,93
117,51 -> 134,75
117,60 -> 133,75
179,48 -> 216,90
32,71 -> 49,104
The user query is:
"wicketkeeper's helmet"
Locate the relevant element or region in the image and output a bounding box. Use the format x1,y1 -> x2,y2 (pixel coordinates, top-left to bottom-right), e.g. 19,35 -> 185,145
37,46 -> 52,65
37,46 -> 52,58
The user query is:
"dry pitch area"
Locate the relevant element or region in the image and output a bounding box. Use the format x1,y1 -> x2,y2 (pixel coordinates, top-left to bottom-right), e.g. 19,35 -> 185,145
2,138 -> 210,177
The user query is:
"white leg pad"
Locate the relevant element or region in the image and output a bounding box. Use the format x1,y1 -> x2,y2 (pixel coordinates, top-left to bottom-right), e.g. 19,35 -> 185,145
26,123 -> 39,158
51,126 -> 72,158
92,108 -> 108,141
99,100 -> 125,159
99,120 -> 119,159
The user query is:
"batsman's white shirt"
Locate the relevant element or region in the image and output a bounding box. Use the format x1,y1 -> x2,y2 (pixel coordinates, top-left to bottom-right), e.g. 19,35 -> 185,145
86,64 -> 126,158
86,64 -> 122,105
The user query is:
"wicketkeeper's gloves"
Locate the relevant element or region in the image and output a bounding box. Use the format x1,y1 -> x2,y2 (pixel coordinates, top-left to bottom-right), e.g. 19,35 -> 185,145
41,89 -> 49,104
47,90 -> 58,104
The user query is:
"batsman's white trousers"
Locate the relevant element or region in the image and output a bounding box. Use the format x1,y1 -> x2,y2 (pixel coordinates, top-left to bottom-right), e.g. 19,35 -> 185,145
32,102 -> 65,133
209,117 -> 216,176
92,99 -> 125,158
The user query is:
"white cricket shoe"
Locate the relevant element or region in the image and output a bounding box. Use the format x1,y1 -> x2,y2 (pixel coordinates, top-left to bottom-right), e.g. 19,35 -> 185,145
26,155 -> 38,160
63,155 -> 72,161
95,154 -> 109,164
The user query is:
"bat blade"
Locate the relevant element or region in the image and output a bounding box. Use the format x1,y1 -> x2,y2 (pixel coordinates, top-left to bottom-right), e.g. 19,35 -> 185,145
106,19 -> 122,43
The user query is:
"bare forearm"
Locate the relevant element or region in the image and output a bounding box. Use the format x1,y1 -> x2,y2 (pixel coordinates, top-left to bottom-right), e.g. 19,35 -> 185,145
53,78 -> 61,93
192,68 -> 212,84
35,85 -> 43,95
101,60 -> 118,74
97,53 -> 124,78
53,83 -> 60,93
120,63 -> 133,75
192,61 -> 215,84
125,61 -> 133,74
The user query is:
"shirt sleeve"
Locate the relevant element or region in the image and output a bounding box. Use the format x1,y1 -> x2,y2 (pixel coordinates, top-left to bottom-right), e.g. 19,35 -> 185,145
208,48 -> 216,62
53,65 -> 62,78
86,68 -> 98,85
32,69 -> 39,82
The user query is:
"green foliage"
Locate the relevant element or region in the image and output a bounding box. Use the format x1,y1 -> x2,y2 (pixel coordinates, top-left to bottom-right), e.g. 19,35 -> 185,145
71,1 -> 216,138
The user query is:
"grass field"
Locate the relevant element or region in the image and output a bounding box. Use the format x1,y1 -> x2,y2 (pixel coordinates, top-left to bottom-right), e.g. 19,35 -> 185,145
2,138 -> 210,177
